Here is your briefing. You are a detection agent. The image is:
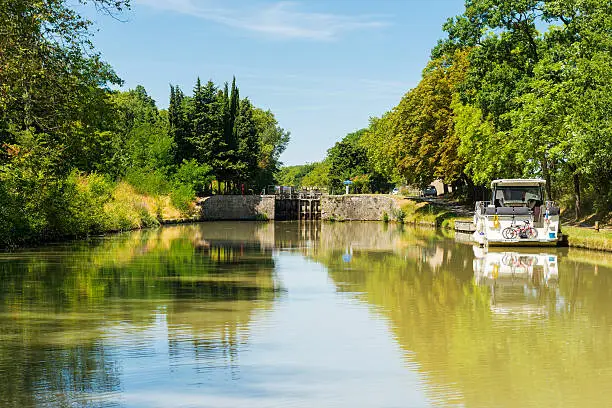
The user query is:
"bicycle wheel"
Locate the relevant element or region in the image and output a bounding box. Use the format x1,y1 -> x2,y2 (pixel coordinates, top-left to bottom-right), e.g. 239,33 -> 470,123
526,227 -> 537,239
502,227 -> 517,239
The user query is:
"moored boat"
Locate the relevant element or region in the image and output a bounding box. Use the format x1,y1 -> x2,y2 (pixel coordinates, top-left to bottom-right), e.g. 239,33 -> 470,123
473,179 -> 562,247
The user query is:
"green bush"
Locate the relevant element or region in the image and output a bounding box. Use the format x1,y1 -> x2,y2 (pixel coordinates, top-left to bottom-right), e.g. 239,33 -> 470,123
173,159 -> 213,196
170,184 -> 195,212
125,167 -> 170,196
255,213 -> 269,221
392,208 -> 406,224
60,171 -> 115,236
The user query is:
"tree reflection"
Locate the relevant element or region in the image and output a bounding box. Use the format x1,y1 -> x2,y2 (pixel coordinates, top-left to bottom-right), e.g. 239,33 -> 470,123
314,223 -> 612,407
0,224 -> 278,406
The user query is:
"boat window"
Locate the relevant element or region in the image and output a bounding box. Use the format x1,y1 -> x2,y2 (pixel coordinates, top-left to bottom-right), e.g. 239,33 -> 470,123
495,186 -> 542,202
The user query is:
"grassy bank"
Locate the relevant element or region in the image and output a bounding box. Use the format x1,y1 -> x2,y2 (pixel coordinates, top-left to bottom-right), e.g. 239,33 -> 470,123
392,198 -> 471,229
561,226 -> 612,252
0,172 -> 197,248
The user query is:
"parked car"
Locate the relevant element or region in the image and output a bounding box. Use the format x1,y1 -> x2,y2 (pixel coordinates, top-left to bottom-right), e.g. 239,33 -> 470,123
391,187 -> 400,195
421,185 -> 437,197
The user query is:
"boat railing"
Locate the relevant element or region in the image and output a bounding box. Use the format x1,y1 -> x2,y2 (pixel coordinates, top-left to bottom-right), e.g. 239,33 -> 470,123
474,201 -> 491,216
545,201 -> 561,215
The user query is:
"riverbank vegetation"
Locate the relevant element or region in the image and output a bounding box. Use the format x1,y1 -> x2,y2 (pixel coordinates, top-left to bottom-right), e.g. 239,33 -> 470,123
283,0 -> 611,223
0,0 -> 289,246
385,198 -> 466,229
562,226 -> 612,252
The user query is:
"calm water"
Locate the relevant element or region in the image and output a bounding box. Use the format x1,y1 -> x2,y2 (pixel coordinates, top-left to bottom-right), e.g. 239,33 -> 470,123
1,222 -> 611,407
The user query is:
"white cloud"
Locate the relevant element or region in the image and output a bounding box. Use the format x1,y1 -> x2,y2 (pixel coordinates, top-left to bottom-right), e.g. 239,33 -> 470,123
134,0 -> 389,40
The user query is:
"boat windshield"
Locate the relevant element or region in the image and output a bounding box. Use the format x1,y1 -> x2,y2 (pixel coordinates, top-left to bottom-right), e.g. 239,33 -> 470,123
494,186 -> 543,204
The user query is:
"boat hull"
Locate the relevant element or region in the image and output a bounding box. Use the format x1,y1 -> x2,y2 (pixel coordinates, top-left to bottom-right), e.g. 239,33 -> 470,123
472,217 -> 562,247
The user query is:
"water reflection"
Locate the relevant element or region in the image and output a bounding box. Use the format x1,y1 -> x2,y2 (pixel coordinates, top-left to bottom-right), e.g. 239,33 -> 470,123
0,224 -> 278,407
472,248 -> 560,317
317,225 -> 612,408
1,222 -> 612,407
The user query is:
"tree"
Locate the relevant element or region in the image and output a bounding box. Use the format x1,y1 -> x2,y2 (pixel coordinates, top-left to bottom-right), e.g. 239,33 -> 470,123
234,98 -> 260,187
112,86 -> 172,174
438,0 -> 612,214
276,164 -> 316,188
0,0 -> 128,163
360,113 -> 399,182
253,108 -> 290,189
327,140 -> 369,192
169,85 -> 191,164
0,0 -> 130,243
301,161 -> 330,190
190,79 -> 223,169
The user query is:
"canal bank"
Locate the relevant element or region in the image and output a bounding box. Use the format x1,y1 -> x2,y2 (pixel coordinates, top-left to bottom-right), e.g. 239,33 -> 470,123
4,193 -> 609,253
77,194 -> 612,254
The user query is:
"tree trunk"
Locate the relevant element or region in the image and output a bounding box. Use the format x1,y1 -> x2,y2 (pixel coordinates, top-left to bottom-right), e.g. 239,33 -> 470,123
573,168 -> 581,221
443,184 -> 449,195
541,158 -> 553,201
465,175 -> 476,203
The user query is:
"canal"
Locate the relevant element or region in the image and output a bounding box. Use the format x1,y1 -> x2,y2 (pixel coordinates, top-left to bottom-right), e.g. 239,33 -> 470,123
0,222 -> 611,407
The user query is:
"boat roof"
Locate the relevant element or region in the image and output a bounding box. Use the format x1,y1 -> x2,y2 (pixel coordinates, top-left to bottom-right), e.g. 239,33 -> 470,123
491,178 -> 546,187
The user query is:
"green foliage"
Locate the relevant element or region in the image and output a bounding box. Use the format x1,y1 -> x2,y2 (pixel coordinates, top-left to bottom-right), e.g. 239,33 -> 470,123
0,0 -> 291,247
392,208 -> 406,224
322,131 -> 393,193
276,164 -> 316,187
352,0 -> 612,216
125,168 -> 171,196
382,211 -> 390,223
360,50 -> 469,189
173,159 -> 213,196
253,108 -> 290,187
301,161 -> 331,189
360,113 -> 400,182
255,213 -> 269,221
61,171 -> 115,236
436,0 -> 612,214
168,77 -> 288,194
170,184 -> 196,212
327,140 -> 369,191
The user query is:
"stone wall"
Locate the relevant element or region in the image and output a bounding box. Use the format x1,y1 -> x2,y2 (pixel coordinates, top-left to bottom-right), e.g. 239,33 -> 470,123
199,195 -> 275,220
198,194 -> 403,222
320,195 -> 400,221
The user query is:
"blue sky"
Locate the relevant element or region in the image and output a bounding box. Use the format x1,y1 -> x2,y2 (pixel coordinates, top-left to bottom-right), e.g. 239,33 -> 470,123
87,0 -> 465,165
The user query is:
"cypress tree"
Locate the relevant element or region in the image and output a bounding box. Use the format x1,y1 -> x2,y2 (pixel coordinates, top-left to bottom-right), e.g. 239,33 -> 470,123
226,77 -> 239,152
191,79 -> 223,169
235,98 -> 260,187
169,84 -> 190,163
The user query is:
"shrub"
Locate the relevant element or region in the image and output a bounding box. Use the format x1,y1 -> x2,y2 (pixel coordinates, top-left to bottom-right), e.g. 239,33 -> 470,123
173,159 -> 213,196
255,213 -> 269,221
125,167 -> 170,196
170,184 -> 196,212
392,208 -> 406,224
60,171 -> 115,236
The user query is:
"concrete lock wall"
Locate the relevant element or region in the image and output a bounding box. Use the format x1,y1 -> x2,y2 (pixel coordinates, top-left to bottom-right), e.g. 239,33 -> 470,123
321,195 -> 399,221
199,195 -> 276,220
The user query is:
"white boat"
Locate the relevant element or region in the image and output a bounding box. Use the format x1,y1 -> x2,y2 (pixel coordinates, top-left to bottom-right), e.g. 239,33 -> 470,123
473,179 -> 562,246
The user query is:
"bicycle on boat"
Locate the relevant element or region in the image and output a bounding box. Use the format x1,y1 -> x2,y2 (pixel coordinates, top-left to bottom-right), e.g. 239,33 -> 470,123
502,220 -> 538,240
